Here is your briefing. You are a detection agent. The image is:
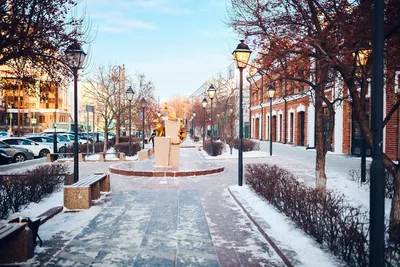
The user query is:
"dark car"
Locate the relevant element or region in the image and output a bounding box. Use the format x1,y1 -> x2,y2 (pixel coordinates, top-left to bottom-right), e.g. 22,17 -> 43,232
0,140 -> 35,162
0,149 -> 12,165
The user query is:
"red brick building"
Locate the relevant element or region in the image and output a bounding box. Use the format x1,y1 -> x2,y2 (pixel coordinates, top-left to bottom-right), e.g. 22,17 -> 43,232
248,69 -> 400,161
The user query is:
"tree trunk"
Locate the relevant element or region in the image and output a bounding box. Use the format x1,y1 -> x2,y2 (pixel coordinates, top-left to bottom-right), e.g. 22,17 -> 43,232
103,119 -> 108,153
315,87 -> 327,193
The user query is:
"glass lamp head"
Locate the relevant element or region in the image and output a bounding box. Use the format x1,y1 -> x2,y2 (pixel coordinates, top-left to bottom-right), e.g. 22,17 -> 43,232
207,84 -> 216,99
125,86 -> 135,101
268,85 -> 276,98
65,42 -> 87,69
202,97 -> 208,108
232,40 -> 252,69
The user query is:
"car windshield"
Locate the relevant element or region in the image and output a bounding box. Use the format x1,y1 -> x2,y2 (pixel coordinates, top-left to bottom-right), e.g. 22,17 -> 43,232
57,135 -> 68,141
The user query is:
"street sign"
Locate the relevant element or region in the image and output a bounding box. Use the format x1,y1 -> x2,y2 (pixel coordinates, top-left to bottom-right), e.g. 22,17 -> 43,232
31,118 -> 37,124
86,105 -> 94,112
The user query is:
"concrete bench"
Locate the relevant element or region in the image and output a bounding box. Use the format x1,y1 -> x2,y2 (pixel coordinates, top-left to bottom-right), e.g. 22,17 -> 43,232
0,223 -> 34,264
46,153 -> 82,162
97,152 -> 126,162
64,173 -> 110,210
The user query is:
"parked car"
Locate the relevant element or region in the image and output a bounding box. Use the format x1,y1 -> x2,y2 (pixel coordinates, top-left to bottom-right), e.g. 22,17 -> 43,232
0,131 -> 10,139
1,137 -> 53,157
26,135 -> 70,152
0,141 -> 34,162
0,148 -> 12,165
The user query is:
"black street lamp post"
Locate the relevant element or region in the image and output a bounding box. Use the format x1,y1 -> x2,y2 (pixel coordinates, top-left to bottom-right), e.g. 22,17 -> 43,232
65,42 -> 86,183
140,98 -> 146,150
202,97 -> 207,143
267,85 -> 276,156
192,111 -> 196,138
207,84 -> 216,156
126,86 -> 135,156
370,0 -> 385,265
232,40 -> 251,186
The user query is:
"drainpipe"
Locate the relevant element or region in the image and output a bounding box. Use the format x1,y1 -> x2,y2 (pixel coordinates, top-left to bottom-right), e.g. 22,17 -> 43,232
398,95 -> 400,161
260,74 -> 264,141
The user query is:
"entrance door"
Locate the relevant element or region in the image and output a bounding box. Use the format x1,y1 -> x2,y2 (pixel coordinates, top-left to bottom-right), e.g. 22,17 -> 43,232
299,112 -> 305,146
290,113 -> 294,143
255,118 -> 260,139
351,107 -> 371,156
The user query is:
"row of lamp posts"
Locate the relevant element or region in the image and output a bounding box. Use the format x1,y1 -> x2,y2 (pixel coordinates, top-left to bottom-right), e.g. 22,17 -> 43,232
64,41 -> 147,183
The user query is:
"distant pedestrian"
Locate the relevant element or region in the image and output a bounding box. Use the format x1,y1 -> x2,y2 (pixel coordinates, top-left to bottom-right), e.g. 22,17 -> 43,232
149,130 -> 156,148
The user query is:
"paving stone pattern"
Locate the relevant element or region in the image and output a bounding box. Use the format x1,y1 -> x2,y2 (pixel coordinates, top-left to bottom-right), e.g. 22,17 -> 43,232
47,189 -> 219,267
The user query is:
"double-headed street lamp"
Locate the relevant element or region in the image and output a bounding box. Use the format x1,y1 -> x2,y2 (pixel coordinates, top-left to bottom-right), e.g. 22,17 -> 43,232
140,98 -> 147,149
267,85 -> 276,156
207,84 -> 216,156
65,42 -> 87,183
125,86 -> 135,156
202,97 -> 207,143
232,40 -> 251,186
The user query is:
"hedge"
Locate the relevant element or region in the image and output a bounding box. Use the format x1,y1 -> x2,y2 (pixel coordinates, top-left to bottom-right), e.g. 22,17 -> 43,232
203,140 -> 223,156
0,164 -> 69,219
245,163 -> 400,267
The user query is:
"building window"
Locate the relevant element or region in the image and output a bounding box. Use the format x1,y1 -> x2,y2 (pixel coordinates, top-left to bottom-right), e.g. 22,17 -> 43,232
39,116 -> 45,123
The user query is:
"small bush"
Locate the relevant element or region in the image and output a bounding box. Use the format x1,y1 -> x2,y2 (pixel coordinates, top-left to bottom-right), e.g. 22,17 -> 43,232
245,163 -> 400,266
193,136 -> 200,142
110,136 -> 141,146
114,142 -> 141,156
203,140 -> 223,156
233,138 -> 260,152
0,164 -> 69,219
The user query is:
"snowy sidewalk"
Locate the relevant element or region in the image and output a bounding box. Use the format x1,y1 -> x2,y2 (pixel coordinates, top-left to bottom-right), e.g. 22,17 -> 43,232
21,146 -> 340,267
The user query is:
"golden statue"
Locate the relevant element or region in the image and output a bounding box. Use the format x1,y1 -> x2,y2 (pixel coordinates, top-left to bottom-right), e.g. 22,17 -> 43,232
163,102 -> 177,121
178,124 -> 187,143
153,118 -> 165,137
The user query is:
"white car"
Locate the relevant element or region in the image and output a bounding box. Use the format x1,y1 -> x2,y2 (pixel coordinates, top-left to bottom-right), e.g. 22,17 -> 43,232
26,135 -> 70,153
1,137 -> 53,157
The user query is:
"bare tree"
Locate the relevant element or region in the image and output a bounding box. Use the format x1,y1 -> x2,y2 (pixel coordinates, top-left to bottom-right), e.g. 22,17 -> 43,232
0,0 -> 91,86
226,0 -> 400,238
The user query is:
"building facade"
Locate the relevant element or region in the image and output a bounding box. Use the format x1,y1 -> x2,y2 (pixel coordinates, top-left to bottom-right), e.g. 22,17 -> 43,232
249,69 -> 400,161
0,66 -> 70,135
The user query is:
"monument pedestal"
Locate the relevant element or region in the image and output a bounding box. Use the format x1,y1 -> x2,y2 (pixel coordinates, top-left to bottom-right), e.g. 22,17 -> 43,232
154,137 -> 170,166
169,143 -> 180,166
165,120 -> 180,144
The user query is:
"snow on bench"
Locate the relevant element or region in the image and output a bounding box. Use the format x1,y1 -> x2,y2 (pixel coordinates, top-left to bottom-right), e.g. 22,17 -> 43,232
0,223 -> 34,264
63,173 -> 110,210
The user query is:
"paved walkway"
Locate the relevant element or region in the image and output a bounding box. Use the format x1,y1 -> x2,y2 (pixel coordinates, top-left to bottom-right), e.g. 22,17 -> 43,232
43,144 -> 291,266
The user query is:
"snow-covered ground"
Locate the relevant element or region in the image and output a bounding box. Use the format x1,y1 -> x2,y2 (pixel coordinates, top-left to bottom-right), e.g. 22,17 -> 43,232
2,140 -> 387,266
230,185 -> 341,267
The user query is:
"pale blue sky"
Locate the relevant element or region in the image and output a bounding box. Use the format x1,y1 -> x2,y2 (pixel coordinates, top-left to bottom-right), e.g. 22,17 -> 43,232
83,0 -> 240,101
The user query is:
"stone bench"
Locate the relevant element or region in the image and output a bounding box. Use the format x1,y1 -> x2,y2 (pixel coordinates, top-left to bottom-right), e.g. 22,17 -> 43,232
0,223 -> 34,264
46,153 -> 82,163
97,152 -> 126,162
64,173 -> 110,210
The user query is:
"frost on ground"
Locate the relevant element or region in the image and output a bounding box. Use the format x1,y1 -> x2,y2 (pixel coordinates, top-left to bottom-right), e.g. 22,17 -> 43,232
229,185 -> 342,267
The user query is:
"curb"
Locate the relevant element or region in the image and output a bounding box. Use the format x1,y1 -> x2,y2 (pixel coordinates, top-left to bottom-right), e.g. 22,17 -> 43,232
38,206 -> 63,225
227,188 -> 294,267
